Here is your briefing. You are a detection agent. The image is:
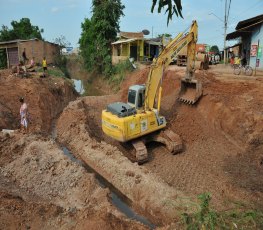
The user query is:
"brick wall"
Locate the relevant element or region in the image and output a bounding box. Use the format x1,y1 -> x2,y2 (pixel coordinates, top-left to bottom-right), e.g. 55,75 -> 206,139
19,40 -> 59,65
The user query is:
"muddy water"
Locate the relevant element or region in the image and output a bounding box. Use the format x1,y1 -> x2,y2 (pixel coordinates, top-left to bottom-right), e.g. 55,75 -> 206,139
72,78 -> 103,96
61,146 -> 155,229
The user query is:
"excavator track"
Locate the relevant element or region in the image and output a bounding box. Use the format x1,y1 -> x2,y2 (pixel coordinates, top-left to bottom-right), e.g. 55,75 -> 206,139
131,129 -> 183,164
132,139 -> 148,164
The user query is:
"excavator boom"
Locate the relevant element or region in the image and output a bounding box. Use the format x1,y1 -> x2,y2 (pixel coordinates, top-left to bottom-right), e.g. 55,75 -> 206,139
144,20 -> 202,109
178,21 -> 202,104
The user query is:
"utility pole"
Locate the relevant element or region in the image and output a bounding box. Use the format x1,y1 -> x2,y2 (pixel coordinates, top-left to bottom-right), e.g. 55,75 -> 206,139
223,0 -> 227,65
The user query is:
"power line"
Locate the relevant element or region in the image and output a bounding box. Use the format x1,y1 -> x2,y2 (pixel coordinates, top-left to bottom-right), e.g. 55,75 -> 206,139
228,1 -> 263,26
226,0 -> 231,24
234,0 -> 263,19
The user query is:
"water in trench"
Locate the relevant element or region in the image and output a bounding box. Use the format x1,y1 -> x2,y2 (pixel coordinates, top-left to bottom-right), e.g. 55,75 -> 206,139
72,78 -> 102,96
62,147 -> 156,229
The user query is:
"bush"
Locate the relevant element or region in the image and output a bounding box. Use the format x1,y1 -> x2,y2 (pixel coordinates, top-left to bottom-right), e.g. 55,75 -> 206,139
54,54 -> 70,78
108,59 -> 134,90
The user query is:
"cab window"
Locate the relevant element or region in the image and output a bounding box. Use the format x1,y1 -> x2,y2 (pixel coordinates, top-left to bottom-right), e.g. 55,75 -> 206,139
128,89 -> 136,104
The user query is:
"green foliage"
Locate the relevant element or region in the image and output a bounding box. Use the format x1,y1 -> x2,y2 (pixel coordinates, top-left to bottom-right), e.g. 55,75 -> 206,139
182,193 -> 217,230
53,35 -> 71,48
53,35 -> 71,78
54,55 -> 70,78
47,68 -> 65,78
158,33 -> 172,38
109,59 -> 134,90
79,18 -> 96,72
79,0 -> 124,77
210,45 -> 220,54
0,18 -> 43,41
151,0 -> 183,25
182,193 -> 263,229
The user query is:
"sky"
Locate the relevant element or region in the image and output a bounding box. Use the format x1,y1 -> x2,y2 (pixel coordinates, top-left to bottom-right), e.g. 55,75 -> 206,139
0,0 -> 262,50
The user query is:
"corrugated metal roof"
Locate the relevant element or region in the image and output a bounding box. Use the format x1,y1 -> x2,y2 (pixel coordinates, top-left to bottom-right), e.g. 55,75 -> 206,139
0,38 -> 59,47
0,38 -> 39,45
226,31 -> 247,40
236,14 -> 263,30
112,38 -> 137,45
226,14 -> 263,40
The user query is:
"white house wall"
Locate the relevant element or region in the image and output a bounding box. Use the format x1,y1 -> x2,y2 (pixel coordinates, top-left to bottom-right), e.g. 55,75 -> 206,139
250,24 -> 263,70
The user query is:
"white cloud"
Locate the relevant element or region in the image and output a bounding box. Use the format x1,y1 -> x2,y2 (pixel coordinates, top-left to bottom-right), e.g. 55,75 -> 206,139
68,4 -> 77,8
51,7 -> 59,13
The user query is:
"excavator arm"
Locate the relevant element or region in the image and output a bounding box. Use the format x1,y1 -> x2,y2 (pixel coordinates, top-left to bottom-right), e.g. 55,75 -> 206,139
144,20 -> 201,110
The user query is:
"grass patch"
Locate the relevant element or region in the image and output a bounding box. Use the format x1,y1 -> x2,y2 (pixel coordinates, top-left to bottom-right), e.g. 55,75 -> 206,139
109,59 -> 134,91
181,193 -> 263,230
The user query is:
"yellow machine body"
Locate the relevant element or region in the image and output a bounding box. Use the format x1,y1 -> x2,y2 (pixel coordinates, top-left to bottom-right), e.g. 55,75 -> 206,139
102,109 -> 166,142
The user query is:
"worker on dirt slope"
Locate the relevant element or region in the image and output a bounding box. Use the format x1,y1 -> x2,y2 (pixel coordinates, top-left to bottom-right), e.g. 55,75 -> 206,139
19,97 -> 29,133
42,57 -> 47,77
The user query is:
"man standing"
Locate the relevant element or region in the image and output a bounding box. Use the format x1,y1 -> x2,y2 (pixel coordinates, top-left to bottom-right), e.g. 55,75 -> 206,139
22,48 -> 28,64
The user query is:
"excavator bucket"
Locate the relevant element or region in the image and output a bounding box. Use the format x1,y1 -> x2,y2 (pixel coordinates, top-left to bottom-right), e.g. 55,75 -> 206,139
179,78 -> 202,104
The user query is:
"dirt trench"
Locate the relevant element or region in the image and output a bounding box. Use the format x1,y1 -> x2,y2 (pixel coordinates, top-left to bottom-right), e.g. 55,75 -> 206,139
56,65 -> 263,223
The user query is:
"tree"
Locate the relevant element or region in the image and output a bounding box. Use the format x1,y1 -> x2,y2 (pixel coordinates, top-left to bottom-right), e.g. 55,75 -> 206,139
79,0 -> 124,76
210,45 -> 220,54
158,33 -> 172,38
151,0 -> 183,25
53,35 -> 71,78
0,18 -> 43,41
53,35 -> 71,48
79,18 -> 96,72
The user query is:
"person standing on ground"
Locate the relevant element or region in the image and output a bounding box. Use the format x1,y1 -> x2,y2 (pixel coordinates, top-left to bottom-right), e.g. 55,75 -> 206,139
19,97 -> 29,133
22,48 -> 28,65
42,57 -> 47,77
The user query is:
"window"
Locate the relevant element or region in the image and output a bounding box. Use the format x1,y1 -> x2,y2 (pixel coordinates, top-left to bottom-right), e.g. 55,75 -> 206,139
128,89 -> 136,105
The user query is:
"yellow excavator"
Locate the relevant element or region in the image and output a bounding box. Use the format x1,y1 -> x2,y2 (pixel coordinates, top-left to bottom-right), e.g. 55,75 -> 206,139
102,20 -> 202,163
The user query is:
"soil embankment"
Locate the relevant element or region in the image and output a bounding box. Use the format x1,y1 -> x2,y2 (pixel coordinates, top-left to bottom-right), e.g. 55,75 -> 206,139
0,69 -> 147,229
0,69 -> 78,133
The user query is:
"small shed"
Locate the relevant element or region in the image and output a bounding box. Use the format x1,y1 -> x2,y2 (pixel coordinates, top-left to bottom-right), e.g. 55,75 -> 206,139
0,38 -> 60,68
